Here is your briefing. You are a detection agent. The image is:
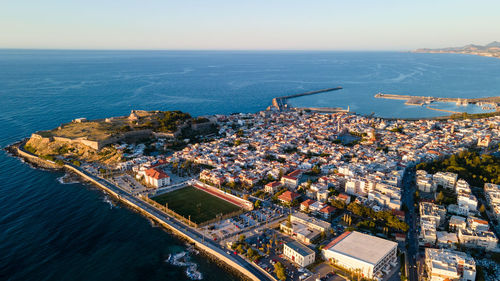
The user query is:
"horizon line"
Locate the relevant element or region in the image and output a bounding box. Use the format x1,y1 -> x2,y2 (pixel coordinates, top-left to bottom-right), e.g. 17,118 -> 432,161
0,47 -> 413,52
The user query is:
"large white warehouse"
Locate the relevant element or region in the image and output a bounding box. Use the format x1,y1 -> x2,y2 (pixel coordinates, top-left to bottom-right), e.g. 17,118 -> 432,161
322,231 -> 398,279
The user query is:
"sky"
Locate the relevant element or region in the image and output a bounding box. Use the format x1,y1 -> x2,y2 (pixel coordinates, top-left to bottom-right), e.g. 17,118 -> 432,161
1,0 -> 499,50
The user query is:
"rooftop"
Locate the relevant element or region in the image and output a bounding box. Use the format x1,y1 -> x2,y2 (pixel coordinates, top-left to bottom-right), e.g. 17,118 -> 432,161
285,240 -> 315,257
324,231 -> 397,265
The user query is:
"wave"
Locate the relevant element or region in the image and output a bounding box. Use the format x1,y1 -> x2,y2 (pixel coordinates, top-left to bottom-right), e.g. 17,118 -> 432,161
57,173 -> 80,185
166,250 -> 203,280
102,195 -> 116,209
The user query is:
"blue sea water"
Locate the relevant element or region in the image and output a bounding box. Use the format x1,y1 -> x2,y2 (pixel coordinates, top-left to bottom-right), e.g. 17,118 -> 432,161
1,50 -> 500,281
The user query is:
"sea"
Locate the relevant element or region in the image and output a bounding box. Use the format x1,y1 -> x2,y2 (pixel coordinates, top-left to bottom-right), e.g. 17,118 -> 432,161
1,50 -> 500,281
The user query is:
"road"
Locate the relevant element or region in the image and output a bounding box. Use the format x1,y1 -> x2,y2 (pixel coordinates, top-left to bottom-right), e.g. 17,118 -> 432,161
402,166 -> 418,281
74,165 -> 273,281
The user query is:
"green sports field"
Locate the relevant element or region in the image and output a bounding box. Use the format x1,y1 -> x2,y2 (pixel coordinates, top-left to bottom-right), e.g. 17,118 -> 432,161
151,186 -> 241,224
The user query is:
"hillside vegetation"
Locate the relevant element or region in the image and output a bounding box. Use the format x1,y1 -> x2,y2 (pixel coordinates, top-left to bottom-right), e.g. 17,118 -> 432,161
416,150 -> 500,186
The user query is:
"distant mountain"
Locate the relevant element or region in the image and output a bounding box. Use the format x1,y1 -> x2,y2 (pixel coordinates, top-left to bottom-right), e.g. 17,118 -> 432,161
414,42 -> 500,58
485,41 -> 500,48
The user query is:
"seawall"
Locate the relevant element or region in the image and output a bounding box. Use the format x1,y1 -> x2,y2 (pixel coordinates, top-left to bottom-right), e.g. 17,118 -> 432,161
10,143 -> 264,281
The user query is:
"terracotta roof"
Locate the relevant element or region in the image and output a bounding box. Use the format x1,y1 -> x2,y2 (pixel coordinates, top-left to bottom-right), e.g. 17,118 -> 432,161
471,218 -> 488,224
301,199 -> 316,207
278,191 -> 300,202
320,205 -> 336,213
281,175 -> 298,181
145,168 -> 169,180
338,193 -> 349,200
266,181 -> 282,188
287,169 -> 302,178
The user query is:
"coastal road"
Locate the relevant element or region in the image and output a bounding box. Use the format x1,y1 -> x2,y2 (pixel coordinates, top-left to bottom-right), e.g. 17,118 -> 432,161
402,166 -> 418,281
71,165 -> 273,281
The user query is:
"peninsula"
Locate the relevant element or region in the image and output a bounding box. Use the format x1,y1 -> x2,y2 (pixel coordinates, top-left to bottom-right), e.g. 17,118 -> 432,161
7,93 -> 500,281
414,41 -> 500,58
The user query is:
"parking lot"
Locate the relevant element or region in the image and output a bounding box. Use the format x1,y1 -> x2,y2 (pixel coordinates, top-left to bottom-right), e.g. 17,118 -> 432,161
305,263 -> 345,281
112,174 -> 147,194
203,207 -> 285,241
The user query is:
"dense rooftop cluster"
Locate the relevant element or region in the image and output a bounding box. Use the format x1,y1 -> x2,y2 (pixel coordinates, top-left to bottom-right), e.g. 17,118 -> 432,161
171,111 -> 499,201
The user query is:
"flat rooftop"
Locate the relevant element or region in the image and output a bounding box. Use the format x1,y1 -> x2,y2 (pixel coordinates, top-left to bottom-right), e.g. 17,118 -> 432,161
285,240 -> 315,257
324,231 -> 397,265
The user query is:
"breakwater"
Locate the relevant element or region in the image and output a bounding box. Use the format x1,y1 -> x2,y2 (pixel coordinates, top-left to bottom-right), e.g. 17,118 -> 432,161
10,142 -> 269,281
270,87 -> 343,111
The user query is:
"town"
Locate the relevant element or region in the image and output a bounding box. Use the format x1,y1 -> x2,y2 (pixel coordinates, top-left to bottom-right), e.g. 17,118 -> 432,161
15,108 -> 500,281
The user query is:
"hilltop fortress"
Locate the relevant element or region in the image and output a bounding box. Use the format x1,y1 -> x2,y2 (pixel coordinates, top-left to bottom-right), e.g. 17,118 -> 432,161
30,110 -> 164,150
24,110 -> 217,165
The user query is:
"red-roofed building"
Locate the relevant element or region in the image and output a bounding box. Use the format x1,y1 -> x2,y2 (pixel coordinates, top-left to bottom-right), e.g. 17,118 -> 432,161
300,199 -> 316,212
319,205 -> 336,219
281,170 -> 303,188
336,193 -> 351,204
265,181 -> 282,194
144,168 -> 170,188
278,191 -> 301,205
288,169 -> 303,178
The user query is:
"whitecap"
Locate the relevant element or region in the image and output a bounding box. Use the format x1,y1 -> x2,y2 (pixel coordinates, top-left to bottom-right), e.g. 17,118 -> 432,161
166,251 -> 203,280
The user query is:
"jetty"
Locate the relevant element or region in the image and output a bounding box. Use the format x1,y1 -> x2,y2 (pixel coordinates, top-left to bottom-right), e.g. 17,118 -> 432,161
300,106 -> 350,113
270,87 -> 343,111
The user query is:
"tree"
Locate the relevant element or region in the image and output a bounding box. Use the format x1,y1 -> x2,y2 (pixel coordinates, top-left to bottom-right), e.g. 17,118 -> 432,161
254,200 -> 261,209
239,234 -> 246,243
247,248 -> 255,259
436,191 -> 444,203
236,244 -> 245,254
286,214 -> 292,228
479,204 -> 486,213
273,262 -> 287,281
311,165 -> 321,175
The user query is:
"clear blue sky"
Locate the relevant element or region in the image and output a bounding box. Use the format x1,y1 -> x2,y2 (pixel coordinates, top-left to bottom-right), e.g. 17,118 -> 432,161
1,0 -> 499,50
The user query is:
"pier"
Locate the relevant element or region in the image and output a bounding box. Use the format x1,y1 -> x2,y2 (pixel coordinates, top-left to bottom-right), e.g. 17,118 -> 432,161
271,87 -> 343,111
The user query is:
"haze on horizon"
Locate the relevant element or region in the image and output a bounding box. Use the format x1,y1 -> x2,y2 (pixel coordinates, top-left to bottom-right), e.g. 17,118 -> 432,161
1,0 -> 499,51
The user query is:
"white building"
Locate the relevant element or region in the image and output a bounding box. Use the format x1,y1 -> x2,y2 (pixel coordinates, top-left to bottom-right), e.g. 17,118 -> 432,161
484,183 -> 500,220
455,179 -> 470,194
448,216 -> 467,232
283,241 -> 315,267
467,217 -> 490,232
433,172 -> 458,189
143,168 -> 170,188
425,248 -> 476,281
280,212 -> 331,245
420,202 -> 446,227
458,229 -> 498,251
416,170 -> 436,193
322,231 -> 397,279
345,179 -> 374,197
457,193 -> 478,213
265,181 -> 282,194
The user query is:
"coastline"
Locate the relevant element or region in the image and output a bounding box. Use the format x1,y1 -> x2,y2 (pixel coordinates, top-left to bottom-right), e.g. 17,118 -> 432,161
6,141 -> 273,281
413,50 -> 500,59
